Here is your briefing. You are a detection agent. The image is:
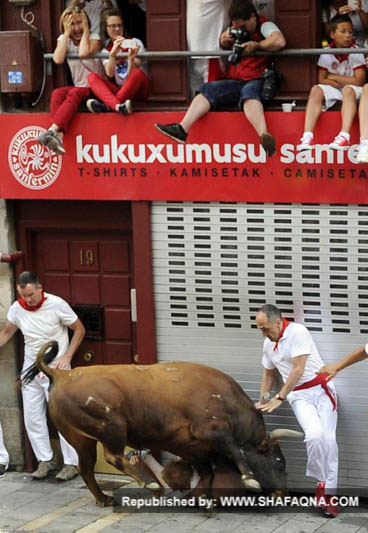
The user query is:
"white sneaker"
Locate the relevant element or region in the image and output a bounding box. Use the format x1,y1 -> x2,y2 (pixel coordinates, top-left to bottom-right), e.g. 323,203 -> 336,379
329,134 -> 349,150
297,136 -> 314,151
356,143 -> 368,164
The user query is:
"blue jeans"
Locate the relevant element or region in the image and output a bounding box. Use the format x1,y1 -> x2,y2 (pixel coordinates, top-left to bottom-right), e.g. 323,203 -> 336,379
199,78 -> 263,109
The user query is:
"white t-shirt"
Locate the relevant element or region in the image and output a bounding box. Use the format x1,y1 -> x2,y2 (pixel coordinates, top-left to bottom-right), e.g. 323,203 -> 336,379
7,292 -> 78,364
57,32 -> 106,87
318,44 -> 366,77
186,0 -> 232,52
262,322 -> 325,386
67,0 -> 118,34
322,3 -> 368,47
102,37 -> 147,86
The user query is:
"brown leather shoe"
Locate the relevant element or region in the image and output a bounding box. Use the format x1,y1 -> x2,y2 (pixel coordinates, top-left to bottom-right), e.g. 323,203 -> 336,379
260,132 -> 276,157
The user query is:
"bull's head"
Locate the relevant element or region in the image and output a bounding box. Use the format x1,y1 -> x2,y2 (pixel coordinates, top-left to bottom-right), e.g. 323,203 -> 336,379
244,429 -> 303,496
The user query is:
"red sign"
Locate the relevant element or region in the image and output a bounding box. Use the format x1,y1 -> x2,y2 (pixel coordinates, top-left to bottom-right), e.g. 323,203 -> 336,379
2,112 -> 368,203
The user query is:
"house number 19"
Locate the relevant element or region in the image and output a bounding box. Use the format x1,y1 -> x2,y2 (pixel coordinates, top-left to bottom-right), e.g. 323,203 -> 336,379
80,250 -> 94,265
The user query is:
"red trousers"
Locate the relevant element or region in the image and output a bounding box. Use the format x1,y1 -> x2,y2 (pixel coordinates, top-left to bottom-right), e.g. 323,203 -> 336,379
88,68 -> 149,110
51,86 -> 92,132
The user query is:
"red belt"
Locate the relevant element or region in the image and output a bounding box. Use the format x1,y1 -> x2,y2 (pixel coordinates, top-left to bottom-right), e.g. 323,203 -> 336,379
293,373 -> 337,410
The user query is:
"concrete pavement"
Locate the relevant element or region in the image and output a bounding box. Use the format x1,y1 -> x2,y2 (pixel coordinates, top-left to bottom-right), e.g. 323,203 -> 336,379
0,471 -> 367,533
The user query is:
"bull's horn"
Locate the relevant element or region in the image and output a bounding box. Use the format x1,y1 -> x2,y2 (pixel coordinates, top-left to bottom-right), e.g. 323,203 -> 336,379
241,474 -> 262,492
270,429 -> 304,440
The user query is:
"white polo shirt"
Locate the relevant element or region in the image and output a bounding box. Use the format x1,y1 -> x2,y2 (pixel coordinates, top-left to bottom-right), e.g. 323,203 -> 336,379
262,322 -> 325,386
318,44 -> 366,77
7,292 -> 78,364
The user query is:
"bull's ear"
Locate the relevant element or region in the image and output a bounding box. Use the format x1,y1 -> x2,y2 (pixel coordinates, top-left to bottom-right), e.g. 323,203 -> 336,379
257,436 -> 271,453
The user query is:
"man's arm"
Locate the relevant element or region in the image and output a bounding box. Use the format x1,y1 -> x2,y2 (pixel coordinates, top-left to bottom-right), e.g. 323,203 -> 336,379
255,367 -> 276,409
242,27 -> 286,55
259,354 -> 308,413
52,318 -> 85,369
317,346 -> 368,379
0,321 -> 18,349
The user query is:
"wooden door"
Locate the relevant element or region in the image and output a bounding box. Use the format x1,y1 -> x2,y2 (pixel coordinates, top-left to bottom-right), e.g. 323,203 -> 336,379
34,229 -> 135,367
275,0 -> 321,100
146,0 -> 188,102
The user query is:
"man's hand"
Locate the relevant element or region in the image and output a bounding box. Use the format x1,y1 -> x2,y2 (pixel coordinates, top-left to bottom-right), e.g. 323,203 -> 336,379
52,354 -> 72,370
316,365 -> 338,380
220,28 -> 234,49
258,397 -> 283,413
242,41 -> 259,54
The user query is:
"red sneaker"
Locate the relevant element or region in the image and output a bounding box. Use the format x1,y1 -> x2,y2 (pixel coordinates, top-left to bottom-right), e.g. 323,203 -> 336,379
316,481 -> 326,508
324,495 -> 338,518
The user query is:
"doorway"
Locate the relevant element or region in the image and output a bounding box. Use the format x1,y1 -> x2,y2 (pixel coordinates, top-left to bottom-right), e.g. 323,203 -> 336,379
14,199 -> 156,471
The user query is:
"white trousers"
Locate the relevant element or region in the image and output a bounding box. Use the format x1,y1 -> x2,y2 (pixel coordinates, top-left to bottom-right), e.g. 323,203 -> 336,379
287,381 -> 338,494
0,420 -> 9,466
188,59 -> 209,99
22,372 -> 78,466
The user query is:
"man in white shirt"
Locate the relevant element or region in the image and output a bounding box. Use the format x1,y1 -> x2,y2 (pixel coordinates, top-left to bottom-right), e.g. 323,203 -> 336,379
255,304 -> 339,518
0,272 -> 85,481
186,0 -> 232,97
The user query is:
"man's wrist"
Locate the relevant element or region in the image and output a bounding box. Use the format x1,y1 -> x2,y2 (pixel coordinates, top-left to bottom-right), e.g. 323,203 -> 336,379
275,393 -> 285,402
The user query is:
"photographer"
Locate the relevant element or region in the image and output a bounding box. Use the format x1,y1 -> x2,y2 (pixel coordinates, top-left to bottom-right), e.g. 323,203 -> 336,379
155,0 -> 285,157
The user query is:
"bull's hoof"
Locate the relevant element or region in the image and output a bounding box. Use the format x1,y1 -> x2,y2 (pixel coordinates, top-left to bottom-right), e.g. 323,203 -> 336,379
241,474 -> 262,492
96,495 -> 116,507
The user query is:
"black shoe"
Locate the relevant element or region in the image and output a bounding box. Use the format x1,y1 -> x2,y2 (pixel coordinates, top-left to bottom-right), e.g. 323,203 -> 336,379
155,123 -> 187,143
0,464 -> 8,479
116,100 -> 133,115
86,99 -> 109,113
260,132 -> 276,157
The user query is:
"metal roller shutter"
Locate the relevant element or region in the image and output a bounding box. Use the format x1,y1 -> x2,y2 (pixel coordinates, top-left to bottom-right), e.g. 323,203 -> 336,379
151,201 -> 368,492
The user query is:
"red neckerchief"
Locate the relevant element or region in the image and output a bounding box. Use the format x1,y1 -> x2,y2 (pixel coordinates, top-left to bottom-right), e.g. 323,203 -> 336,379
293,373 -> 337,410
18,292 -> 47,312
329,40 -> 354,63
273,318 -> 290,351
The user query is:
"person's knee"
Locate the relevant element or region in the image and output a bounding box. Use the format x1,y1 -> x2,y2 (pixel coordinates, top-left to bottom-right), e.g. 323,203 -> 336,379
305,427 -> 323,444
309,85 -> 324,102
87,72 -> 99,84
323,435 -> 337,450
341,85 -> 355,99
362,83 -> 368,96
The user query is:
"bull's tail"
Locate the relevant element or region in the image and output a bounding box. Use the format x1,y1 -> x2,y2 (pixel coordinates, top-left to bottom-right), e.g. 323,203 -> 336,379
19,341 -> 59,386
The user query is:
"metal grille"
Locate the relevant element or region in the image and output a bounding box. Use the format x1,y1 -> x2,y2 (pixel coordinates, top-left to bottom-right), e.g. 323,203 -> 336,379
152,202 -> 368,491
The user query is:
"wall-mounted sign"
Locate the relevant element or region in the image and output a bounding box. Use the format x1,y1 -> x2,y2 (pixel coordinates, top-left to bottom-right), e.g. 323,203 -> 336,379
1,112 -> 367,203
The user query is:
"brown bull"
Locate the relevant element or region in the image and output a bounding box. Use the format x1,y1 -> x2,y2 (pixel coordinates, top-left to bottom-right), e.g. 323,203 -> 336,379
22,341 -> 302,507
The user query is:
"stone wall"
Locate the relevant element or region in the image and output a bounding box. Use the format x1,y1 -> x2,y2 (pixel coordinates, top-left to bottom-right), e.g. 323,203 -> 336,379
0,200 -> 24,469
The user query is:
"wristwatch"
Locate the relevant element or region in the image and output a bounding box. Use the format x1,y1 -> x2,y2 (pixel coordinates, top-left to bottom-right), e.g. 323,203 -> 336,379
275,393 -> 285,402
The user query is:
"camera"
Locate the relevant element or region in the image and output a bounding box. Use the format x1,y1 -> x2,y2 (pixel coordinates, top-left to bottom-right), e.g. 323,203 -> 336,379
228,26 -> 251,65
261,64 -> 283,101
